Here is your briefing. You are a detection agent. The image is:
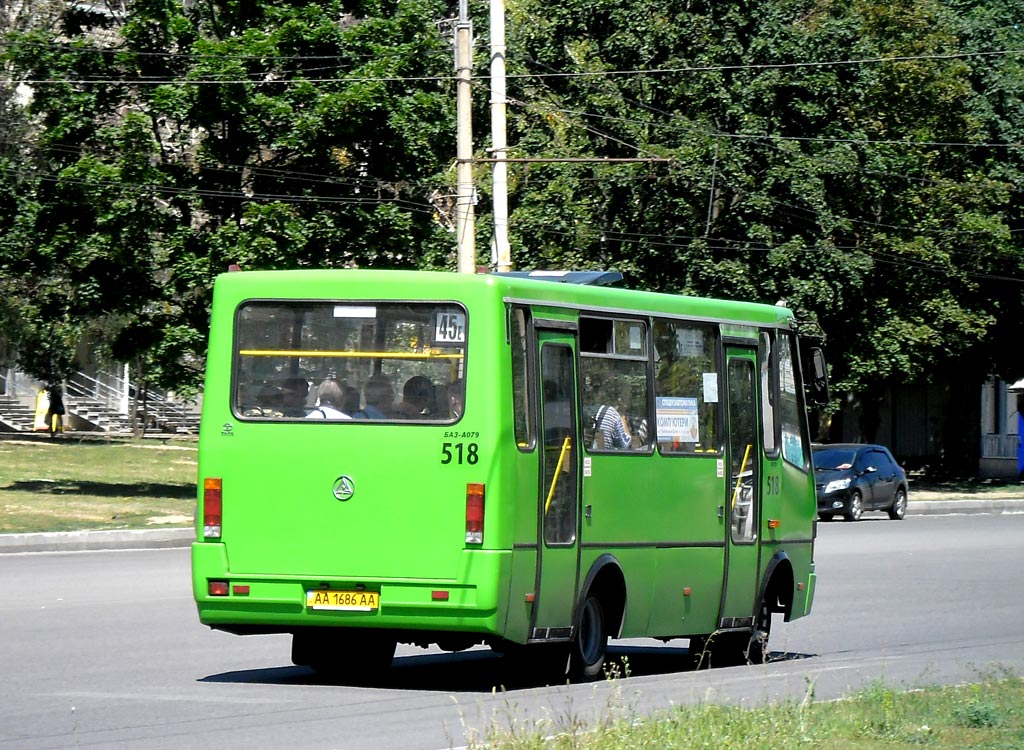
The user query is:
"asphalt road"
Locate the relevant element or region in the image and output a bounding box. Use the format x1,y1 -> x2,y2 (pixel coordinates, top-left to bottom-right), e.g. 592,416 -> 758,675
2,513 -> 1023,750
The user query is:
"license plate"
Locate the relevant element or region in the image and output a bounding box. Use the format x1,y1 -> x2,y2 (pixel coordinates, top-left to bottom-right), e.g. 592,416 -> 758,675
306,589 -> 379,611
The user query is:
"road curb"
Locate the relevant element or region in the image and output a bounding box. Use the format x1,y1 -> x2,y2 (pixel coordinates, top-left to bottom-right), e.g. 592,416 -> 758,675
907,498 -> 1024,516
0,528 -> 194,554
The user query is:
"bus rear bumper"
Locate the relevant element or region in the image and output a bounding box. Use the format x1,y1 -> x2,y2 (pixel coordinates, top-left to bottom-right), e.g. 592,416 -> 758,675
192,542 -> 509,636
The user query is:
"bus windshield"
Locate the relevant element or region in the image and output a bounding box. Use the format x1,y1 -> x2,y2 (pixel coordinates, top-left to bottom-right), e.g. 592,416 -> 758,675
233,301 -> 467,422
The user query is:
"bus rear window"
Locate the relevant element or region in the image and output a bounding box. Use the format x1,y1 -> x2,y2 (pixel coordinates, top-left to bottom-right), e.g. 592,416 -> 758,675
233,301 -> 467,423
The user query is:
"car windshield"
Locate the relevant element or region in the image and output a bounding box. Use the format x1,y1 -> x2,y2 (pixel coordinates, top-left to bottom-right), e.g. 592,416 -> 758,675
813,447 -> 857,471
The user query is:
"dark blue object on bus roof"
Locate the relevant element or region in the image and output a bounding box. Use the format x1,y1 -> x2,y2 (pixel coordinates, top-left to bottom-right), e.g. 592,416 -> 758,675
493,270 -> 624,286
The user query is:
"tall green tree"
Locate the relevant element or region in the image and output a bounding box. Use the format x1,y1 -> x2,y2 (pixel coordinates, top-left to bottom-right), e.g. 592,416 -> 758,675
500,0 -> 1024,446
2,0 -> 460,392
2,0 -> 1023,473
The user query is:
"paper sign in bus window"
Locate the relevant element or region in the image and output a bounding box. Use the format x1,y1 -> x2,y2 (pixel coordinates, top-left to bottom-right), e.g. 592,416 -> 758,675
702,373 -> 719,403
333,306 -> 377,318
656,396 -> 700,442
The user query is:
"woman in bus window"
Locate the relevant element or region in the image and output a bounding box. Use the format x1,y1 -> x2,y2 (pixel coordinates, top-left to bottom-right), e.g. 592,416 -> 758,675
306,379 -> 352,420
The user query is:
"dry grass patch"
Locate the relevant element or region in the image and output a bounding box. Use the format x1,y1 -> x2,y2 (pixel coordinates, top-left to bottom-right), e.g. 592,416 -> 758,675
0,439 -> 196,533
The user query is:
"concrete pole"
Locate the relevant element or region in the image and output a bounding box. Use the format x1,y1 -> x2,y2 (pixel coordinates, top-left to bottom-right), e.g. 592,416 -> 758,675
121,363 -> 130,415
490,0 -> 511,272
455,0 -> 476,273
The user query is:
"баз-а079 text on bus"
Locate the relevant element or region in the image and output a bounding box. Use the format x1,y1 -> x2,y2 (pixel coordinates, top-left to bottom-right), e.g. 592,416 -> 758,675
191,268 -> 830,680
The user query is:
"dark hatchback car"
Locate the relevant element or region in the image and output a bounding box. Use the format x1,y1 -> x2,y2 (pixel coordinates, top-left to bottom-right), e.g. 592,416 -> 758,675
812,443 -> 909,521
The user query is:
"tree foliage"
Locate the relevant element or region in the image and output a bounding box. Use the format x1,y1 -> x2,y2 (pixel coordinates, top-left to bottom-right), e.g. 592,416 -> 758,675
500,0 -> 1024,398
1,0 -> 1022,423
1,0 -> 457,390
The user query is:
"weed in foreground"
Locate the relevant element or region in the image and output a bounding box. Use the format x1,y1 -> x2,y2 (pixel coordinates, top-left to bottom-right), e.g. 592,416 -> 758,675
456,670 -> 1024,750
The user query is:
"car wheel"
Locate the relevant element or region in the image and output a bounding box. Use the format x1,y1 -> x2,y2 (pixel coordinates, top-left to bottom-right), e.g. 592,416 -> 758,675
818,513 -> 834,522
888,487 -> 908,520
844,490 -> 863,522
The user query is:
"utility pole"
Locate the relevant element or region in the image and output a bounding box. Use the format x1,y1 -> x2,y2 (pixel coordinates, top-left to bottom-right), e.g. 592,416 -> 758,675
455,0 -> 476,273
489,0 -> 511,272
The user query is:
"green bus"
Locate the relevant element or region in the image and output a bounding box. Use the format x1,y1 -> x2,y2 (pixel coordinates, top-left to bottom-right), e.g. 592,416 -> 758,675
192,269 -> 828,679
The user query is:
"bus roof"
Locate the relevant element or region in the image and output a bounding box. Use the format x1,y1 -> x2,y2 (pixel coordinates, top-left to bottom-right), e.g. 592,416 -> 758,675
213,269 -> 794,327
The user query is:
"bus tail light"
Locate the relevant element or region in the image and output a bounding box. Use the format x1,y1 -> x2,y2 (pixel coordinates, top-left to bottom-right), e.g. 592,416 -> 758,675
204,477 -> 223,539
466,483 -> 485,544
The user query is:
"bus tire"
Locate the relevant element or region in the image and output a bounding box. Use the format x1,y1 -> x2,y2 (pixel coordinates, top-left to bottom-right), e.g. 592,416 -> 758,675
689,634 -> 713,668
691,631 -> 745,667
569,594 -> 607,681
291,629 -> 396,680
691,601 -> 772,668
745,595 -> 772,665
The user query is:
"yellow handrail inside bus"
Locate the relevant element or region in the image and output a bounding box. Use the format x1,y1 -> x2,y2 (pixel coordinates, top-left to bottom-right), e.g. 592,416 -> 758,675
238,349 -> 463,360
731,443 -> 752,508
544,436 -> 573,514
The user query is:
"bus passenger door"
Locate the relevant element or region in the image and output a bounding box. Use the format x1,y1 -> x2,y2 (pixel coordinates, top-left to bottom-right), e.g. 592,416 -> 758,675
531,332 -> 580,640
720,347 -> 761,627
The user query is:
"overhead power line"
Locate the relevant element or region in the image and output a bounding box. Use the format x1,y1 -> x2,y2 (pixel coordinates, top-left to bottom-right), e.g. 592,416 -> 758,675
10,47 -> 1024,86
507,48 -> 1024,80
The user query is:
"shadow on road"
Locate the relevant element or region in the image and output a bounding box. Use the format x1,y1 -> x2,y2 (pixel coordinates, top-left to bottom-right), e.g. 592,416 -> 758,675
200,644 -> 815,692
6,479 -> 194,498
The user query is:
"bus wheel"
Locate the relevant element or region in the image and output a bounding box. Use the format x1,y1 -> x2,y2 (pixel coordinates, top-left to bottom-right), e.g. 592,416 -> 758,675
689,634 -> 713,668
569,594 -> 607,681
745,596 -> 773,665
691,631 -> 746,668
292,630 -> 396,680
844,490 -> 864,522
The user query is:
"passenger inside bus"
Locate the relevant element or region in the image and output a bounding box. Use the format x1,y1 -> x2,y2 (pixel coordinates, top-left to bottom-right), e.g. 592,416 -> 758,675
255,384 -> 284,417
583,374 -> 643,450
280,377 -> 310,417
447,379 -> 465,419
306,379 -> 352,420
591,401 -> 634,450
355,374 -> 394,419
341,385 -> 360,416
395,375 -> 435,419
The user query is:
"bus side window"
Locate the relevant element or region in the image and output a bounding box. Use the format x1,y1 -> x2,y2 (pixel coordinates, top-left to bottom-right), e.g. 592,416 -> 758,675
760,331 -> 779,457
778,333 -> 809,470
653,319 -> 720,454
579,316 -> 649,453
510,307 -> 534,449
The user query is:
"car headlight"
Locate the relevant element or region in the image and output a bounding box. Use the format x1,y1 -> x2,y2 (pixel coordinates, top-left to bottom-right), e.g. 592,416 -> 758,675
824,477 -> 852,494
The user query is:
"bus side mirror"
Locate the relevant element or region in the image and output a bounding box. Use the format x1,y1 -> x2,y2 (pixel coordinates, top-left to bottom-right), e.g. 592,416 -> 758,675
805,346 -> 830,406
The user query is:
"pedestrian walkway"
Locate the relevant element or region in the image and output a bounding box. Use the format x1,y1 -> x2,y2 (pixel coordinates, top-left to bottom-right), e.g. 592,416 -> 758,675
0,528 -> 193,554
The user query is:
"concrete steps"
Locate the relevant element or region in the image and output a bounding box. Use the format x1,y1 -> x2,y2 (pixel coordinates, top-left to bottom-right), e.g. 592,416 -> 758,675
66,397 -> 135,433
0,396 -> 35,432
1,392 -> 200,435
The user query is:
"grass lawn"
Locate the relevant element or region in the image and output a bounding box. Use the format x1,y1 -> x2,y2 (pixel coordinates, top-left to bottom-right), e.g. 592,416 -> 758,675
465,669 -> 1024,750
0,437 -> 196,533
